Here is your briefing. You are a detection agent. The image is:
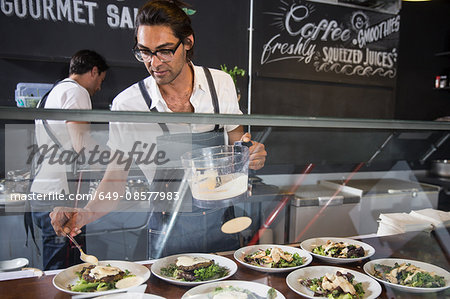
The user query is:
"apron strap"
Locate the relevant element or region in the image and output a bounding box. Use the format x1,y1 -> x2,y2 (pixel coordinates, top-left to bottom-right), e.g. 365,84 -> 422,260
202,67 -> 220,132
138,67 -> 222,133
37,79 -> 78,109
138,80 -> 170,135
36,80 -> 80,176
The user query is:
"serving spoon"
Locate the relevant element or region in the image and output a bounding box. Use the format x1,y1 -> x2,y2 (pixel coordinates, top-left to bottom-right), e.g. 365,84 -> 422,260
66,233 -> 98,265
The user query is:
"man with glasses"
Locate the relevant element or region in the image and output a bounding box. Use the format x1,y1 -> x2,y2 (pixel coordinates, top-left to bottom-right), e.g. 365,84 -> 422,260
50,0 -> 267,258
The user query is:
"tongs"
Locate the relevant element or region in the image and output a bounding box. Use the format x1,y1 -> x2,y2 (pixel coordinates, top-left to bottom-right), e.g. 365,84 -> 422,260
66,233 -> 98,265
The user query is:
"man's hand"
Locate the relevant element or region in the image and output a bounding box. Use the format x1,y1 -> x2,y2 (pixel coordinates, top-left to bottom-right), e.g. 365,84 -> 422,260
49,207 -> 91,237
241,132 -> 267,170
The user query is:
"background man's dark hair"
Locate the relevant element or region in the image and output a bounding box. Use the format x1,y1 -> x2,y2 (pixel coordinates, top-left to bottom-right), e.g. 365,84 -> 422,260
69,50 -> 109,75
135,0 -> 195,61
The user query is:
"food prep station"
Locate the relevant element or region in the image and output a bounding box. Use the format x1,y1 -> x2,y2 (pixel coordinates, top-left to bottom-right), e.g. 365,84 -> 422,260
0,107 -> 449,298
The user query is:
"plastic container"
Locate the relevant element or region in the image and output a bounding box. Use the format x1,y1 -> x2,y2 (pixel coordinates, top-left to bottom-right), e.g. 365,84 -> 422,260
435,76 -> 441,88
439,75 -> 448,88
15,82 -> 53,108
181,145 -> 249,202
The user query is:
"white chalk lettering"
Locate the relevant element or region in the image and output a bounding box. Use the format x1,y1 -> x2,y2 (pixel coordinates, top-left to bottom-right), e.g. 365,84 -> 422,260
1,0 -> 98,25
106,3 -> 119,27
15,0 -> 26,18
261,34 -> 316,65
322,47 -> 363,65
56,0 -> 72,23
262,0 -> 399,79
43,0 -> 56,21
73,0 -> 85,23
284,4 -> 351,42
106,4 -> 137,29
357,15 -> 400,47
84,1 -> 96,24
363,48 -> 395,68
119,6 -> 133,28
284,4 -> 309,36
29,0 -> 41,19
1,0 -> 14,15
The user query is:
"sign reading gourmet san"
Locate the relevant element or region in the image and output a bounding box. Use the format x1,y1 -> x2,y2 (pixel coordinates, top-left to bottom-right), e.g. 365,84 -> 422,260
0,0 -> 145,63
254,0 -> 400,86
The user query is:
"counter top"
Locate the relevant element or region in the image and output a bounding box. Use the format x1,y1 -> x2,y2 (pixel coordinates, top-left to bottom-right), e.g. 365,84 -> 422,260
0,230 -> 449,299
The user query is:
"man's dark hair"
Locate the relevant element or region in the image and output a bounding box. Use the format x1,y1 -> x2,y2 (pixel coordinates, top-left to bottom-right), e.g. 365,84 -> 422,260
135,0 -> 194,61
69,50 -> 109,75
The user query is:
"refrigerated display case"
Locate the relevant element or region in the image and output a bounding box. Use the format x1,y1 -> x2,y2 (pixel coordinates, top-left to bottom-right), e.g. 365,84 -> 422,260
0,107 -> 449,268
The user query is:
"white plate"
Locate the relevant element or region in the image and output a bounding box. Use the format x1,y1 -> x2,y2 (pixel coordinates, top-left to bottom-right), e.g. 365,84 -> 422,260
96,293 -> 165,299
300,237 -> 375,264
151,253 -> 237,286
52,260 -> 150,296
286,265 -> 382,299
0,258 -> 29,271
234,244 -> 312,273
181,280 -> 285,298
363,258 -> 450,293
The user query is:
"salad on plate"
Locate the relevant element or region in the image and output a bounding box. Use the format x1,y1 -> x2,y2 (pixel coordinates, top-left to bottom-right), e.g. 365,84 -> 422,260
181,280 -> 285,299
372,262 -> 445,288
160,256 -> 229,282
244,247 -> 305,269
69,264 -> 136,292
299,270 -> 365,299
312,240 -> 365,259
207,285 -> 278,299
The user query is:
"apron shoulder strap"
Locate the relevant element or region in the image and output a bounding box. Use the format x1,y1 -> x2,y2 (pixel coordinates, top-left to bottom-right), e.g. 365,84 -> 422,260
37,79 -> 80,150
34,80 -> 80,178
138,79 -> 170,134
138,80 -> 158,112
37,79 -> 78,109
202,67 -> 220,132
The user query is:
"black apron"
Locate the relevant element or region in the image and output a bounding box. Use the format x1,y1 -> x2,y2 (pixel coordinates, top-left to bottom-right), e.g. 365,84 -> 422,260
138,67 -> 240,258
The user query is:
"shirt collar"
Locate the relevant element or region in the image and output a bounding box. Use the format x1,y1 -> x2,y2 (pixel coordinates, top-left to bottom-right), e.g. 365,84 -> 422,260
191,62 -> 208,94
148,62 -> 207,110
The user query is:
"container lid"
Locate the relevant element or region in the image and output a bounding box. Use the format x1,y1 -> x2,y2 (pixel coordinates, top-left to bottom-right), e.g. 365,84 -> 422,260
323,178 -> 438,195
292,184 -> 360,207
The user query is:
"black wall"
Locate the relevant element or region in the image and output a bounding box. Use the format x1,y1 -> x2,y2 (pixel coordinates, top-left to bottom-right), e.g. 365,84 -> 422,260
395,0 -> 450,121
252,78 -> 394,118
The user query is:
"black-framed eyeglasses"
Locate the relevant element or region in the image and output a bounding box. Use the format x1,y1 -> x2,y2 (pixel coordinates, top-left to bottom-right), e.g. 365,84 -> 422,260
132,40 -> 182,63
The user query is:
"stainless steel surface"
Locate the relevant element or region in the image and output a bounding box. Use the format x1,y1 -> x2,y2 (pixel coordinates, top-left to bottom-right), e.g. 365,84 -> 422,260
318,196 -> 344,206
287,184 -> 361,242
324,178 -> 439,195
291,184 -> 360,207
430,160 -> 450,177
387,188 -> 419,197
1,107 -> 450,130
5,170 -> 30,194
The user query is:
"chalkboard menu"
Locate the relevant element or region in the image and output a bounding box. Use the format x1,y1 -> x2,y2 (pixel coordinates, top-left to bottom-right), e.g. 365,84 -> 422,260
253,0 -> 400,87
0,0 -> 145,63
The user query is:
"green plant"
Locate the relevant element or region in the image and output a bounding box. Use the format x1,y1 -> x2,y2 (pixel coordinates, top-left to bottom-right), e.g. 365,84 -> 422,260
220,65 -> 246,85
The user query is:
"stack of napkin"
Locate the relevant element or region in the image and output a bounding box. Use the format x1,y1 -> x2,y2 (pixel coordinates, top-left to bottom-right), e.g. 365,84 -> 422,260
376,209 -> 450,236
410,208 -> 450,228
